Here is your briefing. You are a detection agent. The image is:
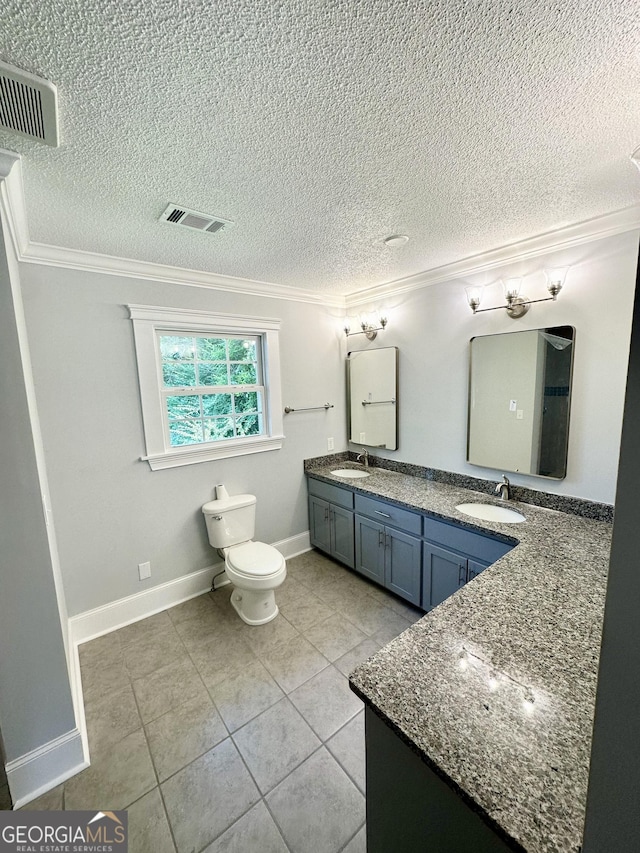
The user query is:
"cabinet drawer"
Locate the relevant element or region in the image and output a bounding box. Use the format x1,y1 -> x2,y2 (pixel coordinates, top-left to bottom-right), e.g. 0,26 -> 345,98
307,477 -> 354,509
423,516 -> 513,564
355,494 -> 422,535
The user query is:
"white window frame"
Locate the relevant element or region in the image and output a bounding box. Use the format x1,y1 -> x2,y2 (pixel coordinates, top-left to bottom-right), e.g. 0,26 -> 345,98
128,305 -> 284,470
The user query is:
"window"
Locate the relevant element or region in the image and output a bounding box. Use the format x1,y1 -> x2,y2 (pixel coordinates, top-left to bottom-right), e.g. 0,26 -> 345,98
129,305 -> 283,469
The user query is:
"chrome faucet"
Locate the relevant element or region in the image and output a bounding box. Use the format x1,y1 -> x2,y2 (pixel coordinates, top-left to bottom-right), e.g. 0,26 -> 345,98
356,448 -> 369,468
495,475 -> 511,501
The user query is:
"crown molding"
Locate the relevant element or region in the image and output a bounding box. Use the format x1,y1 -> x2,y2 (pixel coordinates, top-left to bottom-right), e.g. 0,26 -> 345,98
0,149 -> 30,259
2,146 -> 638,311
345,205 -> 640,308
21,240 -> 346,307
0,149 -> 345,309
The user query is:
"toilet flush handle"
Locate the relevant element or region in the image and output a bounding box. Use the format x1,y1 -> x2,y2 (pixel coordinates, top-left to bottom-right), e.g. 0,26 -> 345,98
211,515 -> 223,521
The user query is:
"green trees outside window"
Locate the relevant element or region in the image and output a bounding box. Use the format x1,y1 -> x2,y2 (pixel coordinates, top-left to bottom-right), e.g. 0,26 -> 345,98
159,334 -> 263,447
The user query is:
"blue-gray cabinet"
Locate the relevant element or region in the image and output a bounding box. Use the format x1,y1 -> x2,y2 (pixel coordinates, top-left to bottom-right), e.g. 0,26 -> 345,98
354,494 -> 422,606
308,479 -> 355,568
422,516 -> 513,611
306,475 -> 515,612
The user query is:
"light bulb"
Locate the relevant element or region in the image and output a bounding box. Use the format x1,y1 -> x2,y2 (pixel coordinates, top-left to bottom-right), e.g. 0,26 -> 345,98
458,649 -> 469,671
502,277 -> 522,303
488,671 -> 499,692
544,267 -> 568,299
465,286 -> 483,313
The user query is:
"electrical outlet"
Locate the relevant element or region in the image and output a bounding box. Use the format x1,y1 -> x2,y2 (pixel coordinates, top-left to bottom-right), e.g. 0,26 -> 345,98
138,561 -> 151,580
327,437 -> 334,451
516,409 -> 524,420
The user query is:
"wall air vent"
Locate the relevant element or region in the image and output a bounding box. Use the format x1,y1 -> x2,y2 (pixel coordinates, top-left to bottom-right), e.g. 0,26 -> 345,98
0,60 -> 59,146
160,204 -> 234,235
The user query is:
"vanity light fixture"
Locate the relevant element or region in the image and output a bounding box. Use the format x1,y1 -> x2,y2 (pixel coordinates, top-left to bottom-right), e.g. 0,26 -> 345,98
465,268 -> 569,319
344,313 -> 389,341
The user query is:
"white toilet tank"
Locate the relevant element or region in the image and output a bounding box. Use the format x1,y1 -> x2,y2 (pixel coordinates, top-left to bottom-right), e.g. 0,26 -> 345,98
202,494 -> 256,548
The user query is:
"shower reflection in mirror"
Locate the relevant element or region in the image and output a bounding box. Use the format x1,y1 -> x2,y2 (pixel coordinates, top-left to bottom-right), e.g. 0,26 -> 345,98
468,326 -> 574,479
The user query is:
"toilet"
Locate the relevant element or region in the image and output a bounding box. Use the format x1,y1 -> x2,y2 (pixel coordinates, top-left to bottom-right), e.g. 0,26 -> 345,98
202,488 -> 286,626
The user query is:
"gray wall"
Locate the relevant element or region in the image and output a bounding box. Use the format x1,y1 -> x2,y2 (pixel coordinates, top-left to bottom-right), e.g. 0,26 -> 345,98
582,244 -> 640,849
0,226 -> 76,761
16,229 -> 639,620
19,263 -> 346,616
351,229 -> 639,503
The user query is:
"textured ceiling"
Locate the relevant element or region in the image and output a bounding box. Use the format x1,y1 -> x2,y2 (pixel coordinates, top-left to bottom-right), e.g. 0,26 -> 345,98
1,0 -> 639,294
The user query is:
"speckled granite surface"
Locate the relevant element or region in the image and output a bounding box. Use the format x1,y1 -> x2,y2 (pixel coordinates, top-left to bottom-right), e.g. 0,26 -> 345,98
303,452 -> 614,521
306,461 -> 612,853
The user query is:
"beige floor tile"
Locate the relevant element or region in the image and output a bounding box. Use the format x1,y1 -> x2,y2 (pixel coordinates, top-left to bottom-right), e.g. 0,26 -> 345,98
266,747 -> 365,853
334,638 -> 382,677
190,637 -> 260,691
64,729 -> 156,811
207,659 -> 284,732
145,693 -> 228,781
85,683 -> 142,756
236,614 -> 299,654
202,801 -> 288,853
80,655 -> 130,704
115,611 -> 175,649
161,739 -> 259,853
303,613 -> 367,662
255,635 -> 329,693
289,666 -> 362,741
278,592 -> 335,632
127,788 -> 176,853
132,655 -> 209,724
122,627 -> 187,680
326,711 -> 366,792
232,698 -> 320,794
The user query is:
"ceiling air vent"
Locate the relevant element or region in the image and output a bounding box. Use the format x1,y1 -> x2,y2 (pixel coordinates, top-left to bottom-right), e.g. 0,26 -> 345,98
160,204 -> 234,235
0,60 -> 59,146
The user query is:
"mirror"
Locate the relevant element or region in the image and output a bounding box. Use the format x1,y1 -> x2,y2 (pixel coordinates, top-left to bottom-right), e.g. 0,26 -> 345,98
467,326 -> 574,479
347,347 -> 398,449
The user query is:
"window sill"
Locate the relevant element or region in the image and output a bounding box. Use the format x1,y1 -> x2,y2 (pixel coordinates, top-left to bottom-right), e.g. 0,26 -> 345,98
141,435 -> 284,470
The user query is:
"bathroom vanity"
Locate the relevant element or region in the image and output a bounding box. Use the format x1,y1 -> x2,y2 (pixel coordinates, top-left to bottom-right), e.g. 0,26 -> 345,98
308,475 -> 514,611
305,458 -> 612,852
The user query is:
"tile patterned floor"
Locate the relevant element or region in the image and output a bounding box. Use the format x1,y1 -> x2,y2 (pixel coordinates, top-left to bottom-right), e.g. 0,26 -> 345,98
26,550 -> 423,853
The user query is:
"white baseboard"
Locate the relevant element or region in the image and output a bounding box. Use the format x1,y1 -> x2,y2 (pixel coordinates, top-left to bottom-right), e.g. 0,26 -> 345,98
7,729 -> 88,809
68,531 -> 311,646
69,564 -> 221,646
17,532 -> 311,808
273,530 -> 311,560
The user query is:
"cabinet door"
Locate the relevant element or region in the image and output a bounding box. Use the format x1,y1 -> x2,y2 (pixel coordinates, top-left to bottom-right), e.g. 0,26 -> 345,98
467,559 -> 488,583
355,514 -> 385,583
331,505 -> 355,568
385,529 -> 422,605
308,495 -> 331,554
422,543 -> 467,610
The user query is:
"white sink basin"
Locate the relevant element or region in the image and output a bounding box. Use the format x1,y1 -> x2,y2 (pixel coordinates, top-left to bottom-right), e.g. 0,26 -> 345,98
331,468 -> 370,479
456,503 -> 526,523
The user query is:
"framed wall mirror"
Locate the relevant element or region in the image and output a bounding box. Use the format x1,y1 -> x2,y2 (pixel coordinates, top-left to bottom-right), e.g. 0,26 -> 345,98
347,347 -> 398,450
467,326 -> 575,479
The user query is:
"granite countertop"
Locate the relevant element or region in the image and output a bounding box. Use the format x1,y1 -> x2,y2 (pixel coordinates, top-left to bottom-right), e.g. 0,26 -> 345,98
306,462 -> 612,853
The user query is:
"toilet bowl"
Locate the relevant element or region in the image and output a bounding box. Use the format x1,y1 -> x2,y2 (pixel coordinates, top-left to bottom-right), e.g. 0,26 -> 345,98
202,490 -> 286,626
224,540 -> 286,625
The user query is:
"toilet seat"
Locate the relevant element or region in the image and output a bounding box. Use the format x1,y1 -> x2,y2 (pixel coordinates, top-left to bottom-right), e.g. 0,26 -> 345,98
226,541 -> 284,579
